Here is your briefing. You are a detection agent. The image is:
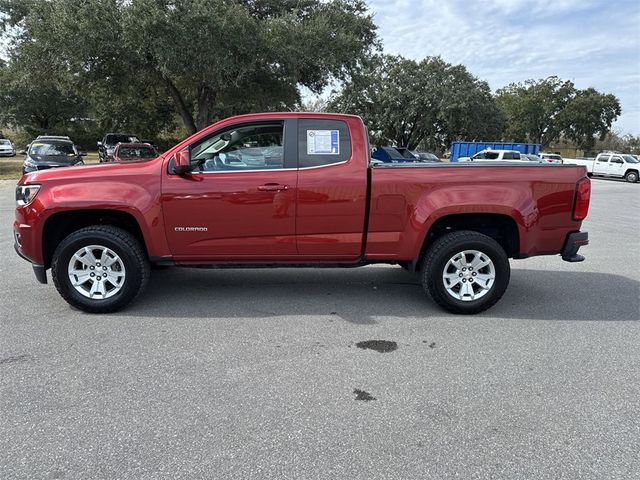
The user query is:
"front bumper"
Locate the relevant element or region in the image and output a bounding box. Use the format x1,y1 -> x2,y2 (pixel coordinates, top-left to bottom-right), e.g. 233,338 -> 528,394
561,231 -> 588,262
14,242 -> 47,283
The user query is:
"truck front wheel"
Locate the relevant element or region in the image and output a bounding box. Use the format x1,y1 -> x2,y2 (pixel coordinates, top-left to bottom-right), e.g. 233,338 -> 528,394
625,171 -> 638,183
51,226 -> 150,313
422,231 -> 510,314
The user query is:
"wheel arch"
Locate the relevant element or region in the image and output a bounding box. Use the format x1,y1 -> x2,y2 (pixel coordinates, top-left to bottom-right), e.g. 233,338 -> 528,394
42,209 -> 148,268
625,168 -> 639,180
421,213 -> 520,259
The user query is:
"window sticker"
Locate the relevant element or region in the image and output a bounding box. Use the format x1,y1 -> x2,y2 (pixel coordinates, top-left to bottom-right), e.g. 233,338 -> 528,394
307,130 -> 339,155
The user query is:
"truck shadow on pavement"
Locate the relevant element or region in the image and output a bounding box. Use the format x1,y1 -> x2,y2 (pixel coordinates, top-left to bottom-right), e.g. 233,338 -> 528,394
126,267 -> 640,323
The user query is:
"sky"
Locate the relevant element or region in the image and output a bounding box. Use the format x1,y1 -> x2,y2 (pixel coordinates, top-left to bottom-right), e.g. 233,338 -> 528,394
368,0 -> 640,135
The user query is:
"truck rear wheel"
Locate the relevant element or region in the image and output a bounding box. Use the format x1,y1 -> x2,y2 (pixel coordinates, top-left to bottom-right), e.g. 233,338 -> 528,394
51,226 -> 150,313
421,231 -> 510,314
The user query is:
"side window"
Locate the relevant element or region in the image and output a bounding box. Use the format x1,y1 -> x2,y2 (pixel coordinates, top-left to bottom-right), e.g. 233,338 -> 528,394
503,151 -> 516,160
485,151 -> 500,160
611,156 -> 623,164
190,123 -> 284,171
597,155 -> 610,162
298,119 -> 351,168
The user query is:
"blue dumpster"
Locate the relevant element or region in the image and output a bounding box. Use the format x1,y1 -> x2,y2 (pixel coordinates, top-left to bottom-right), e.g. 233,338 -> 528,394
450,142 -> 540,162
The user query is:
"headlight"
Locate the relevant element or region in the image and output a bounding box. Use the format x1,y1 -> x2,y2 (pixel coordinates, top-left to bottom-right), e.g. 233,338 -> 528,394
16,184 -> 41,206
106,148 -> 115,155
24,158 -> 37,168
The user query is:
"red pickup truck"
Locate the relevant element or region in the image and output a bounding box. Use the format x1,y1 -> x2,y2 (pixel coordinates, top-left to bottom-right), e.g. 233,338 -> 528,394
14,112 -> 590,314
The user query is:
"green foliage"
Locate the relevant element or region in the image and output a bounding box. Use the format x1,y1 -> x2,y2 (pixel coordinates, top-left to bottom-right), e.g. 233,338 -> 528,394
329,55 -> 504,150
1,0 -> 378,134
559,88 -> 621,150
496,77 -> 620,149
0,55 -> 89,134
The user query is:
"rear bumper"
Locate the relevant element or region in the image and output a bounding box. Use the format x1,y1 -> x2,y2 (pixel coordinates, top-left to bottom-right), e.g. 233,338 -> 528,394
561,231 -> 588,262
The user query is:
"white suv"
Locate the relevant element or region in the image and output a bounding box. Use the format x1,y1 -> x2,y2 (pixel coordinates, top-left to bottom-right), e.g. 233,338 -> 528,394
0,139 -> 16,157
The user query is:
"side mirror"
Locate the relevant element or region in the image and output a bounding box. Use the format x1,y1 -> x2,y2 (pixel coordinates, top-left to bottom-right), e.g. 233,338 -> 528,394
97,141 -> 103,147
173,149 -> 193,175
19,150 -> 26,155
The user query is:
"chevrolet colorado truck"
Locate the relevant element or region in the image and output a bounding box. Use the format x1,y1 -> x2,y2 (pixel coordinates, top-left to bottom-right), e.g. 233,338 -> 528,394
14,112 -> 591,314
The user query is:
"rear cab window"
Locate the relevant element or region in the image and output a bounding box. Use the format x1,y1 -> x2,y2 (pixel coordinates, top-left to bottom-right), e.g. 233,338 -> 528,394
298,119 -> 351,168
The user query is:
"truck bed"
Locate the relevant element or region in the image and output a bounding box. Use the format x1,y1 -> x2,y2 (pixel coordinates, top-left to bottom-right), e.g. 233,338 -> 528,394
366,163 -> 588,260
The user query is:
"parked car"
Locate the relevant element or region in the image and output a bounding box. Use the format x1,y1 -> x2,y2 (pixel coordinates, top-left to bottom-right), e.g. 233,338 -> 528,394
520,153 -> 545,163
564,153 -> 639,183
14,112 -> 590,315
21,138 -> 86,174
98,133 -> 140,162
371,146 -> 413,163
0,138 -> 16,157
111,143 -> 159,162
458,149 -> 525,162
540,153 -> 564,164
412,151 -> 441,162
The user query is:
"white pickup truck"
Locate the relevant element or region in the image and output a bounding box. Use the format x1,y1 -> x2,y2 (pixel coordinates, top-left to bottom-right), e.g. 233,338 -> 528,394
564,153 -> 639,183
457,149 -> 536,163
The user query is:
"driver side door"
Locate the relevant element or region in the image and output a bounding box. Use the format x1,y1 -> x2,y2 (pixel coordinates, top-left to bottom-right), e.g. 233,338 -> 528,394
161,120 -> 299,261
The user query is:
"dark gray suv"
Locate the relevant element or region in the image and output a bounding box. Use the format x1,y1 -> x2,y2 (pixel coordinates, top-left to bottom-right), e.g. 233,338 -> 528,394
22,138 -> 86,174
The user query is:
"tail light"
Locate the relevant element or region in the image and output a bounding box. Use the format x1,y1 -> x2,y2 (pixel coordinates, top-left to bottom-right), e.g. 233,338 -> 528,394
573,177 -> 591,221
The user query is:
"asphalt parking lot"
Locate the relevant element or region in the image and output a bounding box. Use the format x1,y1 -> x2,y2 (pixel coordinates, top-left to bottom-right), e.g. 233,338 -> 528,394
1,178 -> 638,480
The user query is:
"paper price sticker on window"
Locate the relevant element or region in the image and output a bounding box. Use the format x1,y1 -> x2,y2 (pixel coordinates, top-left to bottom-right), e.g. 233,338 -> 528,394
307,130 -> 339,155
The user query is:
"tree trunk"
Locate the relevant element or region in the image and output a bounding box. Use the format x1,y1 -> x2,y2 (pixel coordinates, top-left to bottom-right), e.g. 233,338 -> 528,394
161,76 -> 197,135
195,84 -> 216,131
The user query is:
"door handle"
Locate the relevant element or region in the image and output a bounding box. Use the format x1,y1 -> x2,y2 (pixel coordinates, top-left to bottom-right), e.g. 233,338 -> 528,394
258,184 -> 289,192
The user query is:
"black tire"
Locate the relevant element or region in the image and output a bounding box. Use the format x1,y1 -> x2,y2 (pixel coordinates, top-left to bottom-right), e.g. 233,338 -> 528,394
421,230 -> 510,314
51,226 -> 150,313
625,171 -> 638,183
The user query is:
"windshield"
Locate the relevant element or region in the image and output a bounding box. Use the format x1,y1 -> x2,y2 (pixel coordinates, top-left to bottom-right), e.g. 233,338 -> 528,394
418,152 -> 438,161
622,155 -> 639,163
118,146 -> 157,159
29,142 -> 76,156
106,134 -> 139,146
473,151 -> 500,160
382,147 -> 405,159
0,140 -> 10,145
